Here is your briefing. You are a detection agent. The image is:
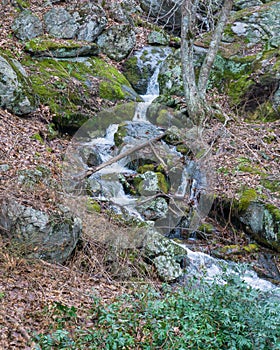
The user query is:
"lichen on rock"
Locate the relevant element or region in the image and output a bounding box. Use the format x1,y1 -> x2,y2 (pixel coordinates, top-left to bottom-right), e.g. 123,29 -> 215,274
0,54 -> 37,115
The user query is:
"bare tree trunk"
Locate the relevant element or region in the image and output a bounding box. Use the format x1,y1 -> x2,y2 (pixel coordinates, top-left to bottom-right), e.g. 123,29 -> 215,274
198,0 -> 234,95
181,0 -> 207,124
181,0 -> 233,124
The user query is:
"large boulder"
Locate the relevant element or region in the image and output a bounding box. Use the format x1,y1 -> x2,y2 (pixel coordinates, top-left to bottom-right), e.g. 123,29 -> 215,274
222,49 -> 280,121
70,2 -> 108,42
0,201 -> 81,263
97,24 -> 136,61
44,7 -> 78,39
229,1 -> 280,50
12,10 -> 43,40
239,202 -> 280,252
0,55 -> 36,115
143,229 -> 187,281
22,55 -> 140,130
158,47 -> 204,97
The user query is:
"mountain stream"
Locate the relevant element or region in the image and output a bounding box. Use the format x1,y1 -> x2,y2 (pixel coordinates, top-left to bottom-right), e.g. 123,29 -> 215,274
63,46 -> 280,297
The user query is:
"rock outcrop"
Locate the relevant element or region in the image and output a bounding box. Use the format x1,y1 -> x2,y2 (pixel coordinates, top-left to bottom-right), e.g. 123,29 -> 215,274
0,55 -> 36,115
0,201 -> 81,263
97,24 -> 136,61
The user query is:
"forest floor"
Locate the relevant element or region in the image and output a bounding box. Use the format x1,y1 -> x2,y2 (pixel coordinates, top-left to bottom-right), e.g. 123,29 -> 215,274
0,1 -> 280,348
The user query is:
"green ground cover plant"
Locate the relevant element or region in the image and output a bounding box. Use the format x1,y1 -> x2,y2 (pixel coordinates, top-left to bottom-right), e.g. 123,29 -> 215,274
33,273 -> 280,350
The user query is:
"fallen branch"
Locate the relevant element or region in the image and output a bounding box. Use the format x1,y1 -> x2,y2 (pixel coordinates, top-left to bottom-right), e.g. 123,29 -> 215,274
84,132 -> 166,178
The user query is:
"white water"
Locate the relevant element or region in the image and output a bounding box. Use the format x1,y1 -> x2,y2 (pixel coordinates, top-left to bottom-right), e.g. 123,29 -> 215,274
183,246 -> 280,295
133,46 -> 172,121
66,47 -> 280,295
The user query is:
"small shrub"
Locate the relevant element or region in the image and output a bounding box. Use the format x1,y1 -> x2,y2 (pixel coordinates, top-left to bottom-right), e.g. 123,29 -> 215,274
33,274 -> 280,349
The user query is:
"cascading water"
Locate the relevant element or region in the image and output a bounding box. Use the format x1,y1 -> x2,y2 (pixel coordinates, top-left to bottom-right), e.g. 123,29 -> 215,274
133,46 -> 172,121
63,46 -> 280,296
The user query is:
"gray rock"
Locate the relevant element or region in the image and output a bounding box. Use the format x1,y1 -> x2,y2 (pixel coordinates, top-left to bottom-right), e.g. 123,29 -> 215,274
153,255 -> 183,281
230,2 -> 280,47
12,10 -> 43,40
147,31 -> 169,45
273,86 -> 280,109
135,171 -> 167,196
105,1 -> 130,24
143,228 -> 187,281
139,197 -> 169,220
233,0 -> 262,10
0,201 -> 81,263
44,8 -> 78,39
239,202 -> 280,252
0,55 -> 36,115
97,24 -> 136,61
114,120 -> 162,146
122,0 -> 143,15
73,2 -> 107,42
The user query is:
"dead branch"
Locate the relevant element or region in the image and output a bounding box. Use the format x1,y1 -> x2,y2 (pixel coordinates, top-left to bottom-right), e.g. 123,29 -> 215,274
84,132 -> 166,178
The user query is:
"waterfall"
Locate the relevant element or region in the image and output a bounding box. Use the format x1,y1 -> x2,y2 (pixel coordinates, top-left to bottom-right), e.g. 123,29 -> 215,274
63,46 -> 280,295
133,46 -> 172,121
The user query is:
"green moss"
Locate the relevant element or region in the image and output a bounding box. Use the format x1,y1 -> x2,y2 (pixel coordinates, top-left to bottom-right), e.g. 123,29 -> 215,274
30,133 -> 44,144
265,204 -> 280,222
99,80 -> 125,101
156,172 -> 169,194
238,188 -> 258,211
90,57 -> 130,86
251,101 -> 280,122
155,164 -> 165,173
243,243 -> 259,253
15,0 -> 30,9
86,199 -> 101,213
228,75 -> 255,106
236,158 -> 263,175
198,223 -> 215,234
114,123 -> 127,146
137,164 -> 155,174
25,37 -> 83,52
21,55 -> 136,130
122,56 -> 141,87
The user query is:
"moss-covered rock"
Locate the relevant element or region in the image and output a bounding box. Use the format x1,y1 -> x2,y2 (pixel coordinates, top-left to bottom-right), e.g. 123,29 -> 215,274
239,202 -> 280,252
238,188 -> 258,211
147,30 -> 169,45
25,37 -> 99,58
21,55 -> 140,130
134,171 -> 169,195
86,198 -> 101,213
0,54 -> 37,115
